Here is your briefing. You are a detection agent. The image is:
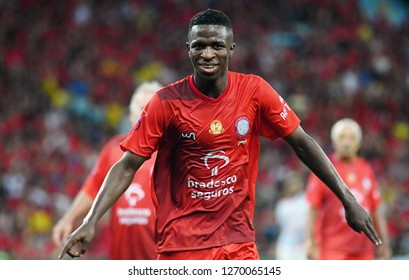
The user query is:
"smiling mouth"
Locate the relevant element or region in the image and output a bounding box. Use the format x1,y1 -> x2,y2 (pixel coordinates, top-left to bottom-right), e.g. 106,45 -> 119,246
199,64 -> 219,73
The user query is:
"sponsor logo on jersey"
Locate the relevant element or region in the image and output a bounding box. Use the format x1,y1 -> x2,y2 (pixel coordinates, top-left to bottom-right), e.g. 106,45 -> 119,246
117,183 -> 151,225
279,97 -> 291,120
124,183 -> 145,206
209,120 -> 224,134
187,150 -> 236,200
116,208 -> 151,225
237,140 -> 247,146
201,150 -> 229,176
181,132 -> 196,141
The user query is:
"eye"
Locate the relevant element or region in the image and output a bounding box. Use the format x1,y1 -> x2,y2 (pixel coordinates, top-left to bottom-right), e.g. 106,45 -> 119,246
191,42 -> 204,50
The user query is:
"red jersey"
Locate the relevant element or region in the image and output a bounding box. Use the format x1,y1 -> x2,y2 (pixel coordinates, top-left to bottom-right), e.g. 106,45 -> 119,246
306,155 -> 381,257
121,72 -> 300,253
82,134 -> 156,260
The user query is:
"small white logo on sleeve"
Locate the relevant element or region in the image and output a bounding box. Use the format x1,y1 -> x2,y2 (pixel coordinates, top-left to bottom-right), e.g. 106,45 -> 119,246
279,97 -> 291,120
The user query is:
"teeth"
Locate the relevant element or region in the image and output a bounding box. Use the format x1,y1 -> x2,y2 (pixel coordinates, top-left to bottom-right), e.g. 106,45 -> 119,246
203,65 -> 215,69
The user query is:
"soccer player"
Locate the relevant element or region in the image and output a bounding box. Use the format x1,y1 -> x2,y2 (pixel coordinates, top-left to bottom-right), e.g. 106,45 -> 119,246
58,9 -> 382,260
305,118 -> 391,260
52,81 -> 162,260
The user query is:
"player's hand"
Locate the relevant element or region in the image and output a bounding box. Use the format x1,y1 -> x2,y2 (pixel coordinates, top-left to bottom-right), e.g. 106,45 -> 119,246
306,242 -> 319,260
52,219 -> 74,247
344,201 -> 382,246
376,243 -> 392,260
58,222 -> 96,259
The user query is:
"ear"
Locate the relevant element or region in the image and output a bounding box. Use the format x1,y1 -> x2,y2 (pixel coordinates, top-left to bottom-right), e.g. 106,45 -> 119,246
186,42 -> 191,57
229,42 -> 236,58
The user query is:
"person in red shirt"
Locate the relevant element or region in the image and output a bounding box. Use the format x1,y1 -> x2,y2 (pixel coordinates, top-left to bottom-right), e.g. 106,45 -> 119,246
58,9 -> 382,260
306,118 -> 391,260
52,81 -> 162,260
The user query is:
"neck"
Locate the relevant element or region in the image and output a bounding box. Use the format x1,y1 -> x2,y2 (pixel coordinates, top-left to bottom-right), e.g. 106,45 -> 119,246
335,154 -> 356,163
193,72 -> 228,98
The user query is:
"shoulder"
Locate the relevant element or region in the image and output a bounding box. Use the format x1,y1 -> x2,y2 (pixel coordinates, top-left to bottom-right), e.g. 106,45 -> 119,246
105,134 -> 127,147
356,157 -> 374,170
229,72 -> 272,97
230,71 -> 263,84
97,134 -> 127,160
156,76 -> 191,100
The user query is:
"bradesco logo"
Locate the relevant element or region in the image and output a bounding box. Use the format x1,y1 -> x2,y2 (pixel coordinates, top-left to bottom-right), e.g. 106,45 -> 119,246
187,175 -> 237,189
117,183 -> 151,225
187,150 -> 236,200
202,150 -> 229,176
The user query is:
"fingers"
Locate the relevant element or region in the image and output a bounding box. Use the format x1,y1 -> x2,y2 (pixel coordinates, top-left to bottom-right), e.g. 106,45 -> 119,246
58,237 -> 77,259
57,224 -> 95,259
345,203 -> 383,246
67,248 -> 81,258
51,224 -> 63,246
52,222 -> 73,247
80,239 -> 89,256
51,230 -> 61,247
364,219 -> 382,246
58,236 -> 87,259
58,234 -> 90,259
52,228 -> 67,247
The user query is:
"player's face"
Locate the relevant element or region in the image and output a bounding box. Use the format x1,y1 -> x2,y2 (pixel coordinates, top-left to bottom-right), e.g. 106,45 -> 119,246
187,25 -> 235,81
333,126 -> 360,161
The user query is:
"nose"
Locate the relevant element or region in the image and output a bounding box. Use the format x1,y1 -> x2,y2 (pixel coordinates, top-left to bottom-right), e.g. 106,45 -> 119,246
201,47 -> 215,59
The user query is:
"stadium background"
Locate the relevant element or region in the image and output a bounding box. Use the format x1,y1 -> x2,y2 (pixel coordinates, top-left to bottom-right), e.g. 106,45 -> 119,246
1,0 -> 409,259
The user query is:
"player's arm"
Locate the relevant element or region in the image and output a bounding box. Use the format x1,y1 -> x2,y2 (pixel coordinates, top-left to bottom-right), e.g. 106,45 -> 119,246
284,125 -> 382,246
305,206 -> 319,259
58,151 -> 147,259
52,191 -> 93,247
54,138 -> 116,247
84,150 -> 146,223
373,206 -> 392,259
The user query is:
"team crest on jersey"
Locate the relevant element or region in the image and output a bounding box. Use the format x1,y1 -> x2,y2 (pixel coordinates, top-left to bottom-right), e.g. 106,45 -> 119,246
209,120 -> 224,134
134,110 -> 148,131
235,116 -> 250,139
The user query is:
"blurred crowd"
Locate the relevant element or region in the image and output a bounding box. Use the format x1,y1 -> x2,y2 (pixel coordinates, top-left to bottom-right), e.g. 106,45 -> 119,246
1,0 -> 409,259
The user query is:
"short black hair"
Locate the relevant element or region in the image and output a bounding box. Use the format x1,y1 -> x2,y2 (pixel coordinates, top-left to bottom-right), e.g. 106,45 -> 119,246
188,9 -> 233,37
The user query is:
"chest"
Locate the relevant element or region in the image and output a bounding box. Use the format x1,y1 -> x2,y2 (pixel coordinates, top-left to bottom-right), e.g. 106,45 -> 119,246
166,95 -> 258,151
332,163 -> 374,203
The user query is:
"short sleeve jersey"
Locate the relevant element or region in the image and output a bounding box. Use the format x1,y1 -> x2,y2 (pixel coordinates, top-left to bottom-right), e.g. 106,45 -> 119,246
120,71 -> 300,253
82,134 -> 156,260
306,155 -> 381,255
